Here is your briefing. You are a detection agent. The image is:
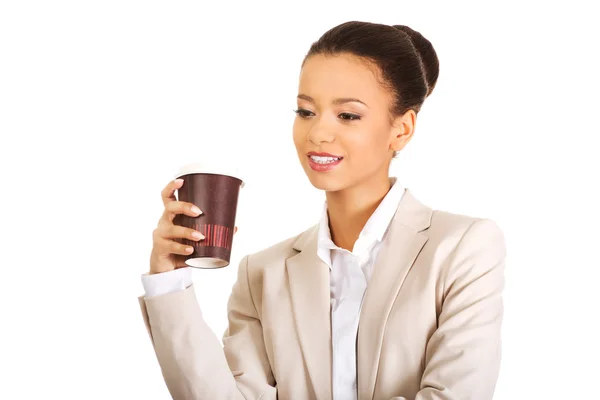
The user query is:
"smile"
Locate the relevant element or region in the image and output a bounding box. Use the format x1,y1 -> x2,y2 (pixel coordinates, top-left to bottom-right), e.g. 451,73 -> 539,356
309,155 -> 342,164
307,154 -> 344,172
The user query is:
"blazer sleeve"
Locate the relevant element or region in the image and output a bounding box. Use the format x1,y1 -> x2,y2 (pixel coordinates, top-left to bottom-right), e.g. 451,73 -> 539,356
394,218 -> 507,400
138,255 -> 277,400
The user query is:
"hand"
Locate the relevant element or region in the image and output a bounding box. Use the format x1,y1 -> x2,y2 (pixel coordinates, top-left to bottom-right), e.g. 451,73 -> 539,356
149,178 -> 238,275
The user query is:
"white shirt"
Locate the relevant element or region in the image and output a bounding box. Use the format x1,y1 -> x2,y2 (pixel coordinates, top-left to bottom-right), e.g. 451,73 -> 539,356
141,177 -> 405,400
316,177 -> 405,400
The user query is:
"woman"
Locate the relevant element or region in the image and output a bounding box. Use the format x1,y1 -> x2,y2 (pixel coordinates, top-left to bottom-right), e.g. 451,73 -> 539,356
138,21 -> 506,400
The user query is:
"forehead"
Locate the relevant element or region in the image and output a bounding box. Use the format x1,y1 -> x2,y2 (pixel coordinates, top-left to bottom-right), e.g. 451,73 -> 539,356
298,53 -> 389,104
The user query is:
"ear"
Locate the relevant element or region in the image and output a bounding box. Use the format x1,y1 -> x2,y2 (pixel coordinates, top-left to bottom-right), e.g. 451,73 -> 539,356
389,109 -> 416,152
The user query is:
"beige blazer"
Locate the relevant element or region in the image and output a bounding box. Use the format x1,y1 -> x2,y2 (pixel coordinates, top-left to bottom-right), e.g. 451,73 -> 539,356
139,188 -> 506,400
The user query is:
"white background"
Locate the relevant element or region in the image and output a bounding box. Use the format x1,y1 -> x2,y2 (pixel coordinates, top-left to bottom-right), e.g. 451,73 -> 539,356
1,1 -> 598,399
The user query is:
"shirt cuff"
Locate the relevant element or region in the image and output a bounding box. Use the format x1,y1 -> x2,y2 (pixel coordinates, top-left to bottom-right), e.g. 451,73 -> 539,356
141,267 -> 193,298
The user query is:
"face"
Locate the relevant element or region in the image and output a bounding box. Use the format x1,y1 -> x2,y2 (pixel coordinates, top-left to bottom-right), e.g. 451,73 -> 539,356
293,53 -> 415,192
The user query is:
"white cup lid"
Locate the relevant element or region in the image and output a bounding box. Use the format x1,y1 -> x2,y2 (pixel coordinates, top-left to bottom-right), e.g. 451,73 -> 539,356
174,161 -> 244,187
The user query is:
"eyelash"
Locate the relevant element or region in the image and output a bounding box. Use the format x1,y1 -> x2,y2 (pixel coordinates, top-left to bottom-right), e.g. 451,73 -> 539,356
293,108 -> 361,121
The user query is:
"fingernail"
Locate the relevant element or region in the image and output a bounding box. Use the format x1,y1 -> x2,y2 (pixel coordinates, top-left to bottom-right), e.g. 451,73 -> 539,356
174,178 -> 183,184
191,206 -> 202,215
192,231 -> 204,240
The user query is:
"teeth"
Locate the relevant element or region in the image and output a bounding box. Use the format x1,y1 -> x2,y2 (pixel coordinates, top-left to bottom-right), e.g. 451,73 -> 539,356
310,155 -> 341,164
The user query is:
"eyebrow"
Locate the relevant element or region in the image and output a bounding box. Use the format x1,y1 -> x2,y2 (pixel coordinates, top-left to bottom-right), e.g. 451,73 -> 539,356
297,94 -> 369,108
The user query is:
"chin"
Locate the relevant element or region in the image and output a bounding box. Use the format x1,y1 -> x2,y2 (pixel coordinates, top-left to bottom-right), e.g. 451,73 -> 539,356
304,169 -> 349,192
297,155 -> 352,192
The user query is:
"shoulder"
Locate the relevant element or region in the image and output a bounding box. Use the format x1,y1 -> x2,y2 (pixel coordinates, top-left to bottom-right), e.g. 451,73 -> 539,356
412,205 -> 507,301
243,223 -> 317,269
428,209 -> 505,248
423,208 -> 507,271
401,188 -> 505,248
237,225 -> 316,302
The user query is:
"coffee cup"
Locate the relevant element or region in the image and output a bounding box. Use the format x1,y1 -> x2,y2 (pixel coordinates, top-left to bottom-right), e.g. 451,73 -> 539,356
173,162 -> 244,268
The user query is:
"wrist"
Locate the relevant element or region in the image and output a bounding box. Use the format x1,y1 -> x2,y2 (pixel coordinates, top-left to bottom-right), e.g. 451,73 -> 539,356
149,268 -> 174,275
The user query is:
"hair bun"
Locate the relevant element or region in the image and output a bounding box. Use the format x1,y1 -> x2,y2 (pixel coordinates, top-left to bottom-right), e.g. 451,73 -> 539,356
393,25 -> 439,97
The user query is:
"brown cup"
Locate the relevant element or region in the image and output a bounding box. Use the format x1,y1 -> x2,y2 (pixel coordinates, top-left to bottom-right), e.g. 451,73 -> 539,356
173,163 -> 244,268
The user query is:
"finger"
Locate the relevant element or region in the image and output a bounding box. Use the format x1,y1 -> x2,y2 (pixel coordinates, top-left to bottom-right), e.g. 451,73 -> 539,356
155,237 -> 195,256
162,224 -> 205,241
161,179 -> 184,207
154,224 -> 204,244
172,254 -> 190,269
234,226 -> 238,234
163,200 -> 203,221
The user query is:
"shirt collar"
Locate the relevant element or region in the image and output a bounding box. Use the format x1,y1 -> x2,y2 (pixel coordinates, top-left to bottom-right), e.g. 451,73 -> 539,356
317,177 -> 405,266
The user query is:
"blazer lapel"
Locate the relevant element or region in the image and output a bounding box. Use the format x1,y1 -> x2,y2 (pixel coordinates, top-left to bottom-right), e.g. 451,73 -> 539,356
286,226 -> 333,400
357,189 -> 432,400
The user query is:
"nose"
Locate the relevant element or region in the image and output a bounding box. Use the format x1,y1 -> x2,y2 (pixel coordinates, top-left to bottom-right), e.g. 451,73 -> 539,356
307,117 -> 336,145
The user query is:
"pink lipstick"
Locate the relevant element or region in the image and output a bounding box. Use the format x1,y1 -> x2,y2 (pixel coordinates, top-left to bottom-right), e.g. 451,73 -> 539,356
307,152 -> 344,172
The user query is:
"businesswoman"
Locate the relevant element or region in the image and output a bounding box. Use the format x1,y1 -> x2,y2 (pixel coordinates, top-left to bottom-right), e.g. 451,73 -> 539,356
138,21 -> 506,400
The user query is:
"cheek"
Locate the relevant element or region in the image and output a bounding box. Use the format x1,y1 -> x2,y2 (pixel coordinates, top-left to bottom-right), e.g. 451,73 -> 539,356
292,124 -> 300,147
346,123 -> 389,157
292,121 -> 305,149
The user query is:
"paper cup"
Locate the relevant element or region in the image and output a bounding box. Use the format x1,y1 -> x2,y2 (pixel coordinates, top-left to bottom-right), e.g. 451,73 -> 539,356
173,162 -> 244,268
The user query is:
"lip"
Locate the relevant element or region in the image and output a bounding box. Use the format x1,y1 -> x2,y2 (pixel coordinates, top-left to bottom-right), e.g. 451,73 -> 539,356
307,153 -> 344,172
307,151 -> 343,158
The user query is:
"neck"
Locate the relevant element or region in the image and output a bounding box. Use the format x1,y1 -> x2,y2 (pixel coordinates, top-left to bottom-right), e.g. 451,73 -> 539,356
325,175 -> 393,252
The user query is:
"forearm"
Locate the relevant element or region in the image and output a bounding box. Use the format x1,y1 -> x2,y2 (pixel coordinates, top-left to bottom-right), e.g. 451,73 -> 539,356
143,286 -> 246,400
140,255 -> 276,400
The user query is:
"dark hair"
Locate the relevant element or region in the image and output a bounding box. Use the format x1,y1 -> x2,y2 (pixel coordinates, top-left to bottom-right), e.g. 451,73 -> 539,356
303,21 -> 439,118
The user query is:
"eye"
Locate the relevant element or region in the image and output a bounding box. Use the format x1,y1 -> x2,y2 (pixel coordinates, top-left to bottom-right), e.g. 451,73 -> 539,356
339,112 -> 361,121
293,108 -> 314,118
